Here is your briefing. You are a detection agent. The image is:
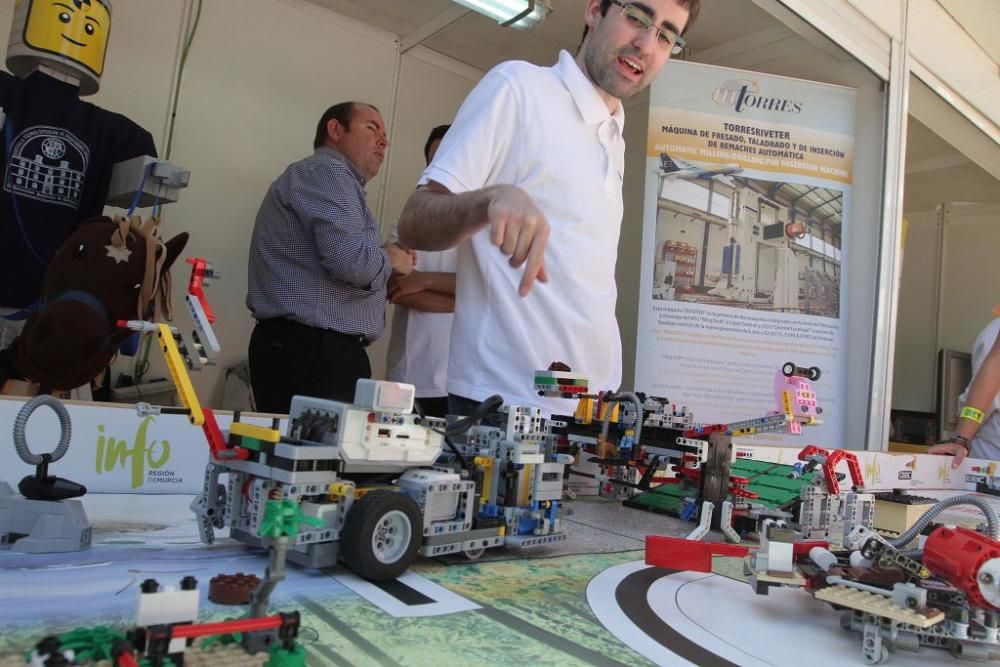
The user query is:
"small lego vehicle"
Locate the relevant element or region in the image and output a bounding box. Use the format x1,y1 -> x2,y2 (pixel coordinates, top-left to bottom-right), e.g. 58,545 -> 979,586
192,380 -> 571,581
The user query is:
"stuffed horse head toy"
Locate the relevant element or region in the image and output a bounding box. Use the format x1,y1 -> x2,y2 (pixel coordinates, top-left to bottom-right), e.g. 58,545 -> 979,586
10,215 -> 188,390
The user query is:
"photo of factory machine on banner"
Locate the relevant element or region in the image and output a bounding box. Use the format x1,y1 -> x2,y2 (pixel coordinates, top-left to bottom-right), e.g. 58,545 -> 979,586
635,61 -> 857,447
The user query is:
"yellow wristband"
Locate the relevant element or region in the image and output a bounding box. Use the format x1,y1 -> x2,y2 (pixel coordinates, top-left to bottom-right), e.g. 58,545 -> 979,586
960,406 -> 985,424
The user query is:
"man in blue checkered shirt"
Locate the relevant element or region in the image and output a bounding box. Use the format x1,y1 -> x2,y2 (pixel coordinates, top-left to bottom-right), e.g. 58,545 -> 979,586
246,102 -> 413,413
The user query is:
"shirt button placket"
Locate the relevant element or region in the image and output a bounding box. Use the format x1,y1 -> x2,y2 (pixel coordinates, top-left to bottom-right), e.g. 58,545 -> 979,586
599,120 -> 618,192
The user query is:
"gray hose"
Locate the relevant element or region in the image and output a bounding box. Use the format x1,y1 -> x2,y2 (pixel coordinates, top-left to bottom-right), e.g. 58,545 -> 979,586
13,395 -> 72,466
888,494 -> 1000,548
599,392 -> 643,448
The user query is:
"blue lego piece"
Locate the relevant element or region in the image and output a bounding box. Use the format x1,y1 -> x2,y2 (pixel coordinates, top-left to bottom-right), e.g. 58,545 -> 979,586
481,503 -> 502,519
680,498 -> 698,521
517,516 -> 539,535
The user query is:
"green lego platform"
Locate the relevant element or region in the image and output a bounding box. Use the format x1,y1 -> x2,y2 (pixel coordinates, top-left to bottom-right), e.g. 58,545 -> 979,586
623,459 -> 814,516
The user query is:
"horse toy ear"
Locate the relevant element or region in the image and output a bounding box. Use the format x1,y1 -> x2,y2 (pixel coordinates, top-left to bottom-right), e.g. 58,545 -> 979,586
160,232 -> 189,277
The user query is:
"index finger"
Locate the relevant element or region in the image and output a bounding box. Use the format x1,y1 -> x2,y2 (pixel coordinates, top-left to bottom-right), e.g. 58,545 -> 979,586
518,228 -> 550,297
953,448 -> 968,468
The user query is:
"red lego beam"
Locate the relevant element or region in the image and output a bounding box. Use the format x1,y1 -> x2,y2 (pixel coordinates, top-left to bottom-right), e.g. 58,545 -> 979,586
186,257 -> 215,324
792,539 -> 830,557
168,614 -> 284,640
646,535 -> 751,573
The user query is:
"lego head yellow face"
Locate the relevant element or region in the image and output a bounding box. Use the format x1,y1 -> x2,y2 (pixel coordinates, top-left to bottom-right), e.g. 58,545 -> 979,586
22,0 -> 111,77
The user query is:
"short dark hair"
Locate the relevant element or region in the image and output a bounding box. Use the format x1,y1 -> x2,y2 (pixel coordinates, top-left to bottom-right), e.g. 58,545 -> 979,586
313,102 -> 380,149
423,124 -> 450,165
579,0 -> 702,48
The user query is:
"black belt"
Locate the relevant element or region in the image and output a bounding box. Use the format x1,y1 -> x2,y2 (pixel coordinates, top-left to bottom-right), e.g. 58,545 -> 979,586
258,317 -> 371,347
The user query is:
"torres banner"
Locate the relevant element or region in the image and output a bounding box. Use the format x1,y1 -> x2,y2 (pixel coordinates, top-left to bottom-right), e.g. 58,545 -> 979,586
635,61 -> 857,446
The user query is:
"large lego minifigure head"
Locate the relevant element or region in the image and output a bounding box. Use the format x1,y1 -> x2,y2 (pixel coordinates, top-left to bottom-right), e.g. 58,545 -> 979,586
7,0 -> 112,96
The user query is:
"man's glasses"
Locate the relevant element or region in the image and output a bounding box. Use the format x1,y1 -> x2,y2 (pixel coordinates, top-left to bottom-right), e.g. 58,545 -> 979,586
610,0 -> 686,55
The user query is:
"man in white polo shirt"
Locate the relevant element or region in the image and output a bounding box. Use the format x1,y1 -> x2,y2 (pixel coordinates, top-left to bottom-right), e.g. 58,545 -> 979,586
398,0 -> 700,415
385,125 -> 456,417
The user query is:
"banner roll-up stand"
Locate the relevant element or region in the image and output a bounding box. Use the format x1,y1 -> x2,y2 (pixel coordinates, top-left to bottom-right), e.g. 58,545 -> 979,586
635,61 -> 857,448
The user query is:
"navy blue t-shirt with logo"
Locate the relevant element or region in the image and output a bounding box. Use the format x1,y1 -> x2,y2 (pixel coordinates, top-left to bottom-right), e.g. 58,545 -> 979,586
0,71 -> 156,307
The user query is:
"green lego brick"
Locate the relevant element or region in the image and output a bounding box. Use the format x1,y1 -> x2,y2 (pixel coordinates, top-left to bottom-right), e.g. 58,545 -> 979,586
627,459 -> 811,515
625,484 -> 687,514
752,475 -> 809,492
751,487 -> 802,507
239,437 -> 263,452
731,459 -> 782,475
267,643 -> 307,667
533,376 -> 588,386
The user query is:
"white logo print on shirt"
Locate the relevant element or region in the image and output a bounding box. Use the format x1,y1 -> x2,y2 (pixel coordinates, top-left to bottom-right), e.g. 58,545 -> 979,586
4,125 -> 90,209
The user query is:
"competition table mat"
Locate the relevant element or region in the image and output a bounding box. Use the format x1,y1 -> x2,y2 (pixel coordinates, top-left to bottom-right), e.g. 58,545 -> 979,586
1,491 -> 994,666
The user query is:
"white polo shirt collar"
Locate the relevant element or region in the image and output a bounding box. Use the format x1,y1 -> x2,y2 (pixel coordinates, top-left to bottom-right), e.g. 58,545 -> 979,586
553,50 -> 625,137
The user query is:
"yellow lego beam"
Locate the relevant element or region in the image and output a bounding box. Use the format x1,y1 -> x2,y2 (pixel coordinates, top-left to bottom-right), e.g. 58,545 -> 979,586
519,463 -> 533,507
781,390 -> 793,418
157,323 -> 204,426
474,456 -> 494,506
230,421 -> 281,443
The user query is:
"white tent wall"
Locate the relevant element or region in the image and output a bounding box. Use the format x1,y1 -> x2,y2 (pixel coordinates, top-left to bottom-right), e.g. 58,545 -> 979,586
906,0 -> 1000,140
789,0 -> 1000,142
937,203 -> 1000,356
891,207 -> 940,413
893,203 -> 1000,413
0,0 -> 480,406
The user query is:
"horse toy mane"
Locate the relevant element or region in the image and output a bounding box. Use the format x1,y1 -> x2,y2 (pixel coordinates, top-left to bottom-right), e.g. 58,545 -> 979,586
1,215 -> 188,391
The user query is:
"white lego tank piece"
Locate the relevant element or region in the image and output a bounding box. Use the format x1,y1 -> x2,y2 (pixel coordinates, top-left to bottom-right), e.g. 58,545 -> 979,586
289,382 -> 443,474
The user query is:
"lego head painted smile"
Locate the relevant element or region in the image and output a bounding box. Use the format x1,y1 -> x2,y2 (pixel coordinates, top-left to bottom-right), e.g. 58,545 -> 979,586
25,0 -> 111,75
8,0 -> 112,94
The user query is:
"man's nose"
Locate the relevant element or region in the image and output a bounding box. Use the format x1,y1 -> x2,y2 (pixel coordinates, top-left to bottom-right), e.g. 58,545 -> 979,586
633,26 -> 658,54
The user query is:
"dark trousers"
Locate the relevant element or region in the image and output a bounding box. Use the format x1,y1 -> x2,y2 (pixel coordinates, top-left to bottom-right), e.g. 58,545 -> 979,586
447,393 -> 482,417
415,396 -> 449,418
249,318 -> 370,414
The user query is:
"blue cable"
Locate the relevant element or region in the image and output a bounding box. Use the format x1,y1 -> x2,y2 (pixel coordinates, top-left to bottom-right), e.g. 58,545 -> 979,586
152,181 -> 163,218
125,162 -> 154,216
4,120 -> 50,267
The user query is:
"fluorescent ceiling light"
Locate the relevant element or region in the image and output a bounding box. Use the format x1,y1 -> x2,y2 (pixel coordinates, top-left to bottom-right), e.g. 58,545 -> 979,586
451,0 -> 551,29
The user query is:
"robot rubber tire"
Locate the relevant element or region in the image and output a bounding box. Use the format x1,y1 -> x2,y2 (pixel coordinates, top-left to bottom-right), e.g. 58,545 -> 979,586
340,490 -> 422,582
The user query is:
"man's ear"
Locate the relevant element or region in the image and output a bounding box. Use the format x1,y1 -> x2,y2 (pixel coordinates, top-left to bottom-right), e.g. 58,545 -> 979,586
584,0 -> 603,30
326,117 -> 345,144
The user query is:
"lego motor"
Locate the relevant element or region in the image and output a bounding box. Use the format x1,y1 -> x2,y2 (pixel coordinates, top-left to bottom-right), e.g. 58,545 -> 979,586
923,525 -> 1000,609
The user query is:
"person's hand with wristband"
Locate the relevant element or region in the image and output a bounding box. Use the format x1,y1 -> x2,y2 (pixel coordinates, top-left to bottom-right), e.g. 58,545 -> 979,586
928,327 -> 1000,467
929,431 -> 972,467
